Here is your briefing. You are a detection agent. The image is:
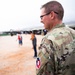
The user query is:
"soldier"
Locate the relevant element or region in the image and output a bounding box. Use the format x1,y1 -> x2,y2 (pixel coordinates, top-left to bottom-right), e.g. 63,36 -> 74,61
36,1 -> 75,75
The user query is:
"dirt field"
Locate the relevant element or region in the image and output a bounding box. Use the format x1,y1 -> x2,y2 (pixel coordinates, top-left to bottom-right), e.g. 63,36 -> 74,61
0,34 -> 43,75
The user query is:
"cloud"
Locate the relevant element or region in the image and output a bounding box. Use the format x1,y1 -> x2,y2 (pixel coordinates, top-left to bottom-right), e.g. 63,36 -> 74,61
0,0 -> 75,31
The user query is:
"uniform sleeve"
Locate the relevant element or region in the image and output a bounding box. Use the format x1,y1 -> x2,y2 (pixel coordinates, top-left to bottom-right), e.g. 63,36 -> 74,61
36,38 -> 55,75
67,27 -> 75,39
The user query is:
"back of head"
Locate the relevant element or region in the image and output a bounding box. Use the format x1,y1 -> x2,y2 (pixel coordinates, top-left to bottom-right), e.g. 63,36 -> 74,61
41,1 -> 64,20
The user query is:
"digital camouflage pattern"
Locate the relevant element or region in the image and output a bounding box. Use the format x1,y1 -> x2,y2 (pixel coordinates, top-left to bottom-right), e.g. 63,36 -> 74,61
36,24 -> 75,75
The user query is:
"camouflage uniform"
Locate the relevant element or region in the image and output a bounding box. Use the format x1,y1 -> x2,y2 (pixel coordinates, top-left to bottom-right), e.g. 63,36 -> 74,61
36,24 -> 75,75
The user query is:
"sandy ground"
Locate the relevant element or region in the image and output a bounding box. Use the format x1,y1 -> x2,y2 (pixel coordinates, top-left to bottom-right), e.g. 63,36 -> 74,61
0,34 -> 43,75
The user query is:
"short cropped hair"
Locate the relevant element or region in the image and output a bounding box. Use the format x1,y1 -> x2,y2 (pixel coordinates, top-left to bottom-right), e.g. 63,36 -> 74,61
41,1 -> 64,20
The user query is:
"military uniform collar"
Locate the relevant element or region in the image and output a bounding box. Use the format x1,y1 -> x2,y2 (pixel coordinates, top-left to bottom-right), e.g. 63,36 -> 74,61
54,23 -> 65,28
47,23 -> 65,34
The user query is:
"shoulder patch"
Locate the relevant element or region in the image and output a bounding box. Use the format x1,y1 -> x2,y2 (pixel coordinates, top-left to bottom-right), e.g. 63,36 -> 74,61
36,57 -> 41,69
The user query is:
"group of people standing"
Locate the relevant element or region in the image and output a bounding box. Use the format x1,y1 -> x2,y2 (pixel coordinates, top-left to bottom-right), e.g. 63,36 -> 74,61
16,1 -> 75,74
17,32 -> 37,58
17,33 -> 23,46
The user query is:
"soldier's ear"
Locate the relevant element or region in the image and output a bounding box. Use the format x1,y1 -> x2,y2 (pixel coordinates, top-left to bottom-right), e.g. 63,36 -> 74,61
50,11 -> 55,19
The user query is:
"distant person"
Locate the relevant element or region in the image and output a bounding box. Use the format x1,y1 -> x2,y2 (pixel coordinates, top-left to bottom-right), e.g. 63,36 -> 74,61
43,29 -> 47,35
17,33 -> 23,46
36,1 -> 75,75
30,32 -> 37,58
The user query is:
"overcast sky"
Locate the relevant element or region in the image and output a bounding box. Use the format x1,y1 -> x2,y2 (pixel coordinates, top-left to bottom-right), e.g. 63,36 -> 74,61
0,0 -> 75,31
